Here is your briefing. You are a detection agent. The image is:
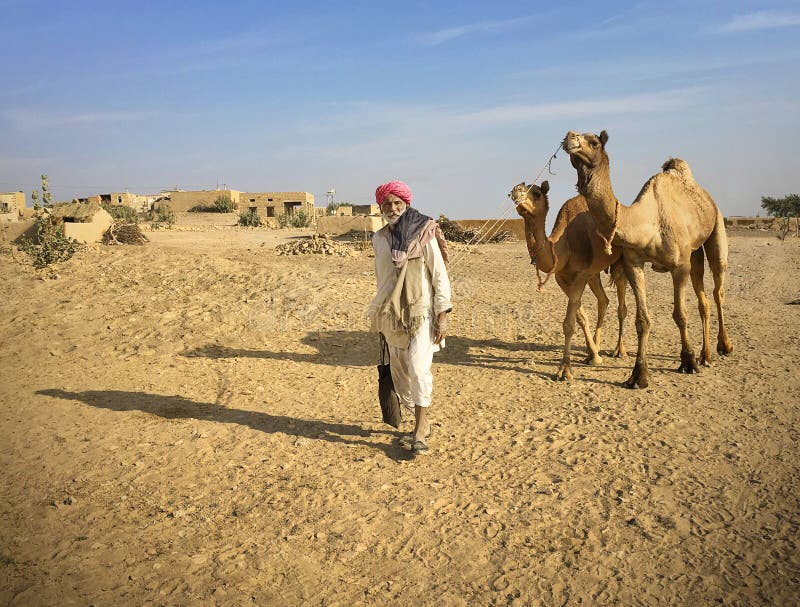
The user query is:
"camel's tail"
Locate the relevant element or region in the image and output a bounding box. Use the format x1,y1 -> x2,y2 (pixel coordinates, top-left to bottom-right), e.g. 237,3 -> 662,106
605,259 -> 626,287
661,157 -> 694,182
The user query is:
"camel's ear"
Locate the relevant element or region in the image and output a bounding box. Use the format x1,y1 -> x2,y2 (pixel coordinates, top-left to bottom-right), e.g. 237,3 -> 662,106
599,130 -> 609,146
540,180 -> 549,195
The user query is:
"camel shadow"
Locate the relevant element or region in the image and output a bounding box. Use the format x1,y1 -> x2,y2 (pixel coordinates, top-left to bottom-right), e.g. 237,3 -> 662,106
181,329 -> 698,386
183,330 -> 564,378
36,389 -> 412,461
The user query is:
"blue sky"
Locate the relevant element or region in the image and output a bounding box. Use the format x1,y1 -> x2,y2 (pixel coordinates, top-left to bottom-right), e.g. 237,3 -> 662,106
1,0 -> 799,218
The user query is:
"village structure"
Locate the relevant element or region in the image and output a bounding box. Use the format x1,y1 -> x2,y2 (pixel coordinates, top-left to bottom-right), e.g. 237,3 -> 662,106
0,186 -> 395,244
75,188 -> 318,222
0,186 -> 790,246
0,191 -> 28,222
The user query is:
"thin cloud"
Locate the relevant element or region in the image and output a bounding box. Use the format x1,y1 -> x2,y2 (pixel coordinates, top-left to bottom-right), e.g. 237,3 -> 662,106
5,109 -> 162,130
418,15 -> 537,46
714,11 -> 800,34
511,51 -> 800,84
283,88 -> 705,162
455,88 -> 704,126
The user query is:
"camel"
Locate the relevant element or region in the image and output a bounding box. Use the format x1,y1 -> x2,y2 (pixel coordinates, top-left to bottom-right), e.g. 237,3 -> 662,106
563,130 -> 733,388
510,180 -> 628,381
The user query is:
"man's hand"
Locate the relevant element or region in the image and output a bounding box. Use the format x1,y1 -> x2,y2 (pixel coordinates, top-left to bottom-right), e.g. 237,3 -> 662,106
434,311 -> 448,345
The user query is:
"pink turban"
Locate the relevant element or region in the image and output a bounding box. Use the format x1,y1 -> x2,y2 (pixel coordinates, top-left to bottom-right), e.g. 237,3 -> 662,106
375,180 -> 412,205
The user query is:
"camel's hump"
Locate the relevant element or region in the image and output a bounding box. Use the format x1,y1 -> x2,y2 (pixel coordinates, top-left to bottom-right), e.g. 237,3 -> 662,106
661,157 -> 694,182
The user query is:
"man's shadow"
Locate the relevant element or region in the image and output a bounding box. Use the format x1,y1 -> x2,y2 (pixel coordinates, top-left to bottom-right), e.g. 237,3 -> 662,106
183,330 -> 562,378
37,389 -> 412,460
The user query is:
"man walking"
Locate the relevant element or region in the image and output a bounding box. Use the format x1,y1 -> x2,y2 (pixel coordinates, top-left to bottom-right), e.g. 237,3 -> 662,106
368,181 -> 452,455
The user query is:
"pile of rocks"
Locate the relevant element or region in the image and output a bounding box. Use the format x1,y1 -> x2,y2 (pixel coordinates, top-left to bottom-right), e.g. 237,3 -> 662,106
276,235 -> 356,256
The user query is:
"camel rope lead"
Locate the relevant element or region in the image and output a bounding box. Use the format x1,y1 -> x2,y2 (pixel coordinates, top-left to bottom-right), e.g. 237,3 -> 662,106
448,140 -> 564,270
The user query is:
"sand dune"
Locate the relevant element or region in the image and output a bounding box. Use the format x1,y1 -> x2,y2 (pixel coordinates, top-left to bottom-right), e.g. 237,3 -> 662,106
1,229 -> 798,605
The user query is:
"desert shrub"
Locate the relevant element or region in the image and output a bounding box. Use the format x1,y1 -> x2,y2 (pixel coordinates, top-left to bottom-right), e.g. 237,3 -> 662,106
148,206 -> 175,228
239,209 -> 262,227
19,216 -> 80,269
158,207 -> 175,225
277,213 -> 289,228
213,195 -> 235,213
290,209 -> 310,228
103,204 -> 139,223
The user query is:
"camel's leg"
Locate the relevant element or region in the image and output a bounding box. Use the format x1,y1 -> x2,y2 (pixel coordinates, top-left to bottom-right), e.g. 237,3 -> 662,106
611,263 -> 628,358
705,210 -> 733,355
584,274 -> 606,364
576,304 -> 601,365
690,247 -> 712,366
557,286 -> 588,381
671,263 -> 700,374
622,260 -> 650,388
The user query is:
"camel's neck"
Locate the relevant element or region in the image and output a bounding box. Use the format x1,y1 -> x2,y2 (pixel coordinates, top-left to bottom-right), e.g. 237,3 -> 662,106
577,159 -> 619,235
523,207 -> 555,273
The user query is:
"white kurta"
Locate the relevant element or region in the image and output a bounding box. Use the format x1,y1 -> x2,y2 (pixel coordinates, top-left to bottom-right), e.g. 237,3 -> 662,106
368,225 -> 452,409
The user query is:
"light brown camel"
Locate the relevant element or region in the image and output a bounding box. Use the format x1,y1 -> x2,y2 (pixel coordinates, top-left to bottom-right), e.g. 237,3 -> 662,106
510,181 -> 628,380
563,130 -> 733,388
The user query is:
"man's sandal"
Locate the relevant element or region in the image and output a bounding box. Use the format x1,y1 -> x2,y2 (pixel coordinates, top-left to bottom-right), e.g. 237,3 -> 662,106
411,440 -> 430,455
398,428 -> 432,449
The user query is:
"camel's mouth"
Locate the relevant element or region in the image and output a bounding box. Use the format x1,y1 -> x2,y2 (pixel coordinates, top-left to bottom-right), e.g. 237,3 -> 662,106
563,139 -> 581,154
509,187 -> 527,205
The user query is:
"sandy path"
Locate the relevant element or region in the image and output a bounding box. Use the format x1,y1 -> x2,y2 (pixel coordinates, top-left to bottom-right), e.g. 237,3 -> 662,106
0,232 -> 798,605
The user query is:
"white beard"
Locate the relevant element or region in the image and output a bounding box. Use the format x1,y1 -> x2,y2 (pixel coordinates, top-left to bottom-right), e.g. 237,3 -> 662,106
383,208 -> 406,225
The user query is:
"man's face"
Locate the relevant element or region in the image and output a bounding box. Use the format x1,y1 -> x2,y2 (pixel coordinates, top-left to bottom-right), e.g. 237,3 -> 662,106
380,194 -> 408,225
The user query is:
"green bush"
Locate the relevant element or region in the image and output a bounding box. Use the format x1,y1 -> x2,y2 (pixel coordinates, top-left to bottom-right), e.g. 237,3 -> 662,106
19,216 -> 80,269
239,209 -> 262,227
290,209 -> 310,228
213,195 -> 235,213
103,204 -> 139,223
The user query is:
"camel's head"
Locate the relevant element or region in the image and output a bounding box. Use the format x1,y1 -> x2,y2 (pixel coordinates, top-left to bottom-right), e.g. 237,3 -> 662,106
509,180 -> 549,219
562,130 -> 609,169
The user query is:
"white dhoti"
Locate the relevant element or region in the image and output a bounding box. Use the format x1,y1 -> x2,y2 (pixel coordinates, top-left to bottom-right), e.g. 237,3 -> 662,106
369,224 -> 452,414
388,317 -> 436,412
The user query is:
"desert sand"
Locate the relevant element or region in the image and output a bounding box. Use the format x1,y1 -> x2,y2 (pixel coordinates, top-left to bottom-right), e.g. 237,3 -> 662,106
1,220 -> 799,606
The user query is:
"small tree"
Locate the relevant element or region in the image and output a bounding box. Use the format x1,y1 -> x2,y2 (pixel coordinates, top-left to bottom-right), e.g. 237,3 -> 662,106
761,194 -> 800,239
30,174 -> 52,211
41,174 -> 52,207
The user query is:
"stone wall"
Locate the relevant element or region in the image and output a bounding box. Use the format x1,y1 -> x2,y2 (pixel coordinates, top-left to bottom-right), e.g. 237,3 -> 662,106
351,204 -> 380,216
63,209 -> 113,243
724,216 -> 779,229
317,215 -> 385,236
168,190 -> 242,212
241,192 -> 315,219
0,219 -> 37,244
